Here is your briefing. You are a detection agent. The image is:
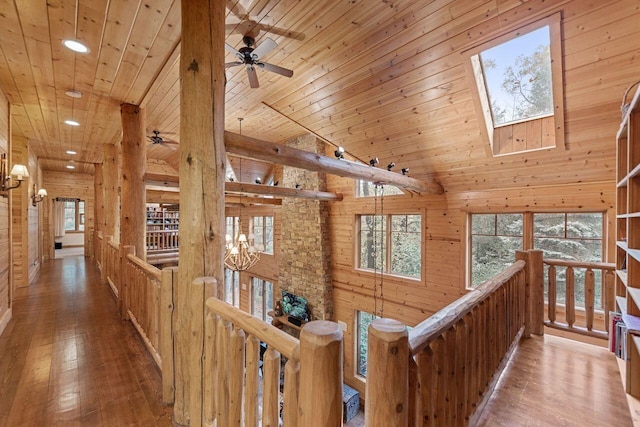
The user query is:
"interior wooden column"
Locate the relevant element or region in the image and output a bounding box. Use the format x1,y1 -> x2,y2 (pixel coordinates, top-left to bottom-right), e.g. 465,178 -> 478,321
94,162 -> 103,236
119,103 -> 147,261
103,142 -> 120,242
175,0 -> 226,425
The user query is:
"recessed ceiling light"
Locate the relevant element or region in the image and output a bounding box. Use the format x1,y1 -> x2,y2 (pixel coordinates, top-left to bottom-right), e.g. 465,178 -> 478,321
65,90 -> 82,98
62,39 -> 90,54
66,165 -> 75,169
64,120 -> 80,126
66,150 -> 77,155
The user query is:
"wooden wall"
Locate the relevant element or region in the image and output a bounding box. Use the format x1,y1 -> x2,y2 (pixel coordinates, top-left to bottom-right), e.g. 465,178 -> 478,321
27,147 -> 42,284
0,90 -> 9,335
10,133 -> 28,288
42,171 -> 95,260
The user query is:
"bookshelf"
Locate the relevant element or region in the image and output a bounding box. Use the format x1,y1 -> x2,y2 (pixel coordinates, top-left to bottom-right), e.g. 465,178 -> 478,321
616,81 -> 640,398
146,204 -> 180,251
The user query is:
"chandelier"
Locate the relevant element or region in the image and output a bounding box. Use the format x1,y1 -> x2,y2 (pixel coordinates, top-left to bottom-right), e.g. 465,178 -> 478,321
224,118 -> 263,271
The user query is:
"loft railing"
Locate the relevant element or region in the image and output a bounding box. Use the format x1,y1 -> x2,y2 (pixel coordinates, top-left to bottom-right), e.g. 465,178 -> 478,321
364,250 -> 542,426
203,290 -> 343,427
94,230 -> 103,271
543,258 -> 616,339
147,229 -> 179,251
103,237 -> 121,298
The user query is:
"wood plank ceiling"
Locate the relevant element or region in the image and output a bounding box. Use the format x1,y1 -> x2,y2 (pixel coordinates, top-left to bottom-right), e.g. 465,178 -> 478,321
0,0 -> 637,191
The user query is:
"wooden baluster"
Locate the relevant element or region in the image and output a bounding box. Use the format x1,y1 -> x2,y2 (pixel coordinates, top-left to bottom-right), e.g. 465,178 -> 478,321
477,301 -> 487,398
605,270 -> 615,333
298,321 -> 343,427
229,327 -> 245,427
203,310 -> 216,424
263,347 -> 281,427
528,250 -> 544,336
365,319 -> 409,427
488,294 -> 497,373
566,266 -> 575,328
245,335 -> 260,427
432,337 -> 446,427
548,264 -> 557,323
585,268 -> 595,331
215,318 -> 231,427
408,357 -> 418,427
443,327 -> 455,426
415,347 -> 434,427
120,245 -> 135,320
454,319 -> 467,427
467,309 -> 479,414
283,355 -> 300,427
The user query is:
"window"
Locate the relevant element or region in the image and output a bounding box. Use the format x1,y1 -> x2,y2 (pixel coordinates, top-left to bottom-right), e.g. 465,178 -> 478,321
534,213 -> 604,309
355,180 -> 403,198
356,310 -> 377,377
470,214 -> 524,287
226,216 -> 239,239
252,215 -> 274,254
463,14 -> 564,156
358,214 -> 422,279
224,269 -> 240,308
64,199 -> 85,232
251,277 -> 274,322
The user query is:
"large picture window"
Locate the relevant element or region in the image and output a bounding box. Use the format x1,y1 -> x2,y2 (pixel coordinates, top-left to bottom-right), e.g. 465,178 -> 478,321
224,269 -> 240,308
358,214 -> 422,279
251,277 -> 274,322
252,215 -> 274,254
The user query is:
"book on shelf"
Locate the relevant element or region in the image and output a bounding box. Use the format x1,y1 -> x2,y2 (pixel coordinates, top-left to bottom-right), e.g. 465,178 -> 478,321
610,311 -> 623,353
610,311 -> 628,360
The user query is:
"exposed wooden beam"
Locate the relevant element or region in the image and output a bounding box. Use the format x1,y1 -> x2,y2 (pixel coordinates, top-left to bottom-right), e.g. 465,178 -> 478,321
224,131 -> 444,194
147,189 -> 180,204
145,171 -> 179,183
226,181 -> 343,201
224,194 -> 282,206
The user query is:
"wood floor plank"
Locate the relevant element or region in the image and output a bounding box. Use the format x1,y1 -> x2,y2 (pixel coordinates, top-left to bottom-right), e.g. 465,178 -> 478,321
0,256 -> 173,426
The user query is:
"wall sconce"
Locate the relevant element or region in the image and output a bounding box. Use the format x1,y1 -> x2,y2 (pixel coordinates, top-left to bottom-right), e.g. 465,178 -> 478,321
1,153 -> 28,198
32,184 -> 47,206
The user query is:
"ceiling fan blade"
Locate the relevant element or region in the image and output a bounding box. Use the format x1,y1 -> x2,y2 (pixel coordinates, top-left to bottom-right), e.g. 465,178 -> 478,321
251,37 -> 277,60
246,66 -> 259,88
258,62 -> 293,78
226,0 -> 249,20
226,61 -> 244,68
225,42 -> 241,56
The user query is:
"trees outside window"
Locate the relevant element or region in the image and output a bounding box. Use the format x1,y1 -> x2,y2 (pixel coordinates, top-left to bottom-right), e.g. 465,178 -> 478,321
251,277 -> 274,322
356,310 -> 377,377
64,200 -> 85,232
224,269 -> 240,308
358,214 -> 422,279
355,180 -> 403,198
252,215 -> 274,254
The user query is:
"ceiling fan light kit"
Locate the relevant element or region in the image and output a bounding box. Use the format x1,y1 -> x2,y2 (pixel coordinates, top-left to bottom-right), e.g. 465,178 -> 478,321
225,36 -> 293,88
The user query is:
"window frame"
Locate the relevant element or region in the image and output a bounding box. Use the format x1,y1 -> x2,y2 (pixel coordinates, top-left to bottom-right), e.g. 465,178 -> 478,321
462,13 -> 565,157
63,199 -> 85,232
355,180 -> 404,198
356,213 -> 423,280
224,268 -> 240,308
252,215 -> 274,255
251,277 -> 274,322
355,310 -> 378,378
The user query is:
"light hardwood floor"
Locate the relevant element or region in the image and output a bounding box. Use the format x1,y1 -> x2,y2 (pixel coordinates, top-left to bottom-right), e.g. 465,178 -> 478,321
476,334 -> 633,426
0,256 -> 172,426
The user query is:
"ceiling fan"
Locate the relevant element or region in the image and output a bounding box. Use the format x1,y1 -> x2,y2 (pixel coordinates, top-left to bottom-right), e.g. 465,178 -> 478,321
225,35 -> 293,89
147,130 -> 179,148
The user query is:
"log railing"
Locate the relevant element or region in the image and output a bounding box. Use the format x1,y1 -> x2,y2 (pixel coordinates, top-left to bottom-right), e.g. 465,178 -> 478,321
103,237 -> 120,298
365,250 -> 541,426
203,291 -> 343,427
147,229 -> 179,251
125,252 -> 163,367
543,258 -> 616,339
94,230 -> 103,271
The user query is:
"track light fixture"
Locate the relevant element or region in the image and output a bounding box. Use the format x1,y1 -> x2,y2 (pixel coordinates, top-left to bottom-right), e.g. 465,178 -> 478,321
255,177 -> 262,184
295,183 -> 301,189
387,162 -> 395,171
369,157 -> 379,167
401,167 -> 410,176
334,146 -> 345,159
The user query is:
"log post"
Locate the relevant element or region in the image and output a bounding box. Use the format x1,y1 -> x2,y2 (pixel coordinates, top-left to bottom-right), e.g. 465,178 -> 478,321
94,162 -> 103,242
364,318 -> 409,427
120,103 -> 146,261
161,267 -> 177,404
298,321 -> 343,426
103,142 -> 120,243
515,251 -> 531,337
585,268 -> 595,331
175,0 -> 226,424
566,266 -> 575,327
528,250 -> 544,335
604,270 -> 615,332
119,245 -> 135,319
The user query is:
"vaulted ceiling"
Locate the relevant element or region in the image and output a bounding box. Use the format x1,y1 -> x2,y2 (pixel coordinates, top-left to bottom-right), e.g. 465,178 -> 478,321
0,0 -> 637,192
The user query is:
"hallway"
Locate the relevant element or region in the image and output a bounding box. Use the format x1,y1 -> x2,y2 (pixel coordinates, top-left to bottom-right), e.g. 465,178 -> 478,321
0,256 -> 173,426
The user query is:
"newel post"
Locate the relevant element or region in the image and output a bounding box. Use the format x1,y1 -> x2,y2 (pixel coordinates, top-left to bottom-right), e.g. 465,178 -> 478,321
160,267 -> 178,404
364,318 -> 409,427
528,250 -> 544,335
298,321 -> 343,426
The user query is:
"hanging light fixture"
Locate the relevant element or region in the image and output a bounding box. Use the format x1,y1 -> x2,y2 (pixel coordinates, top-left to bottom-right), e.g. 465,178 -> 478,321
224,118 -> 263,271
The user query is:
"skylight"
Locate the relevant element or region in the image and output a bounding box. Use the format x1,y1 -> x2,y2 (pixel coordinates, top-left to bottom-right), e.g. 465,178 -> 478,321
479,26 -> 553,127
